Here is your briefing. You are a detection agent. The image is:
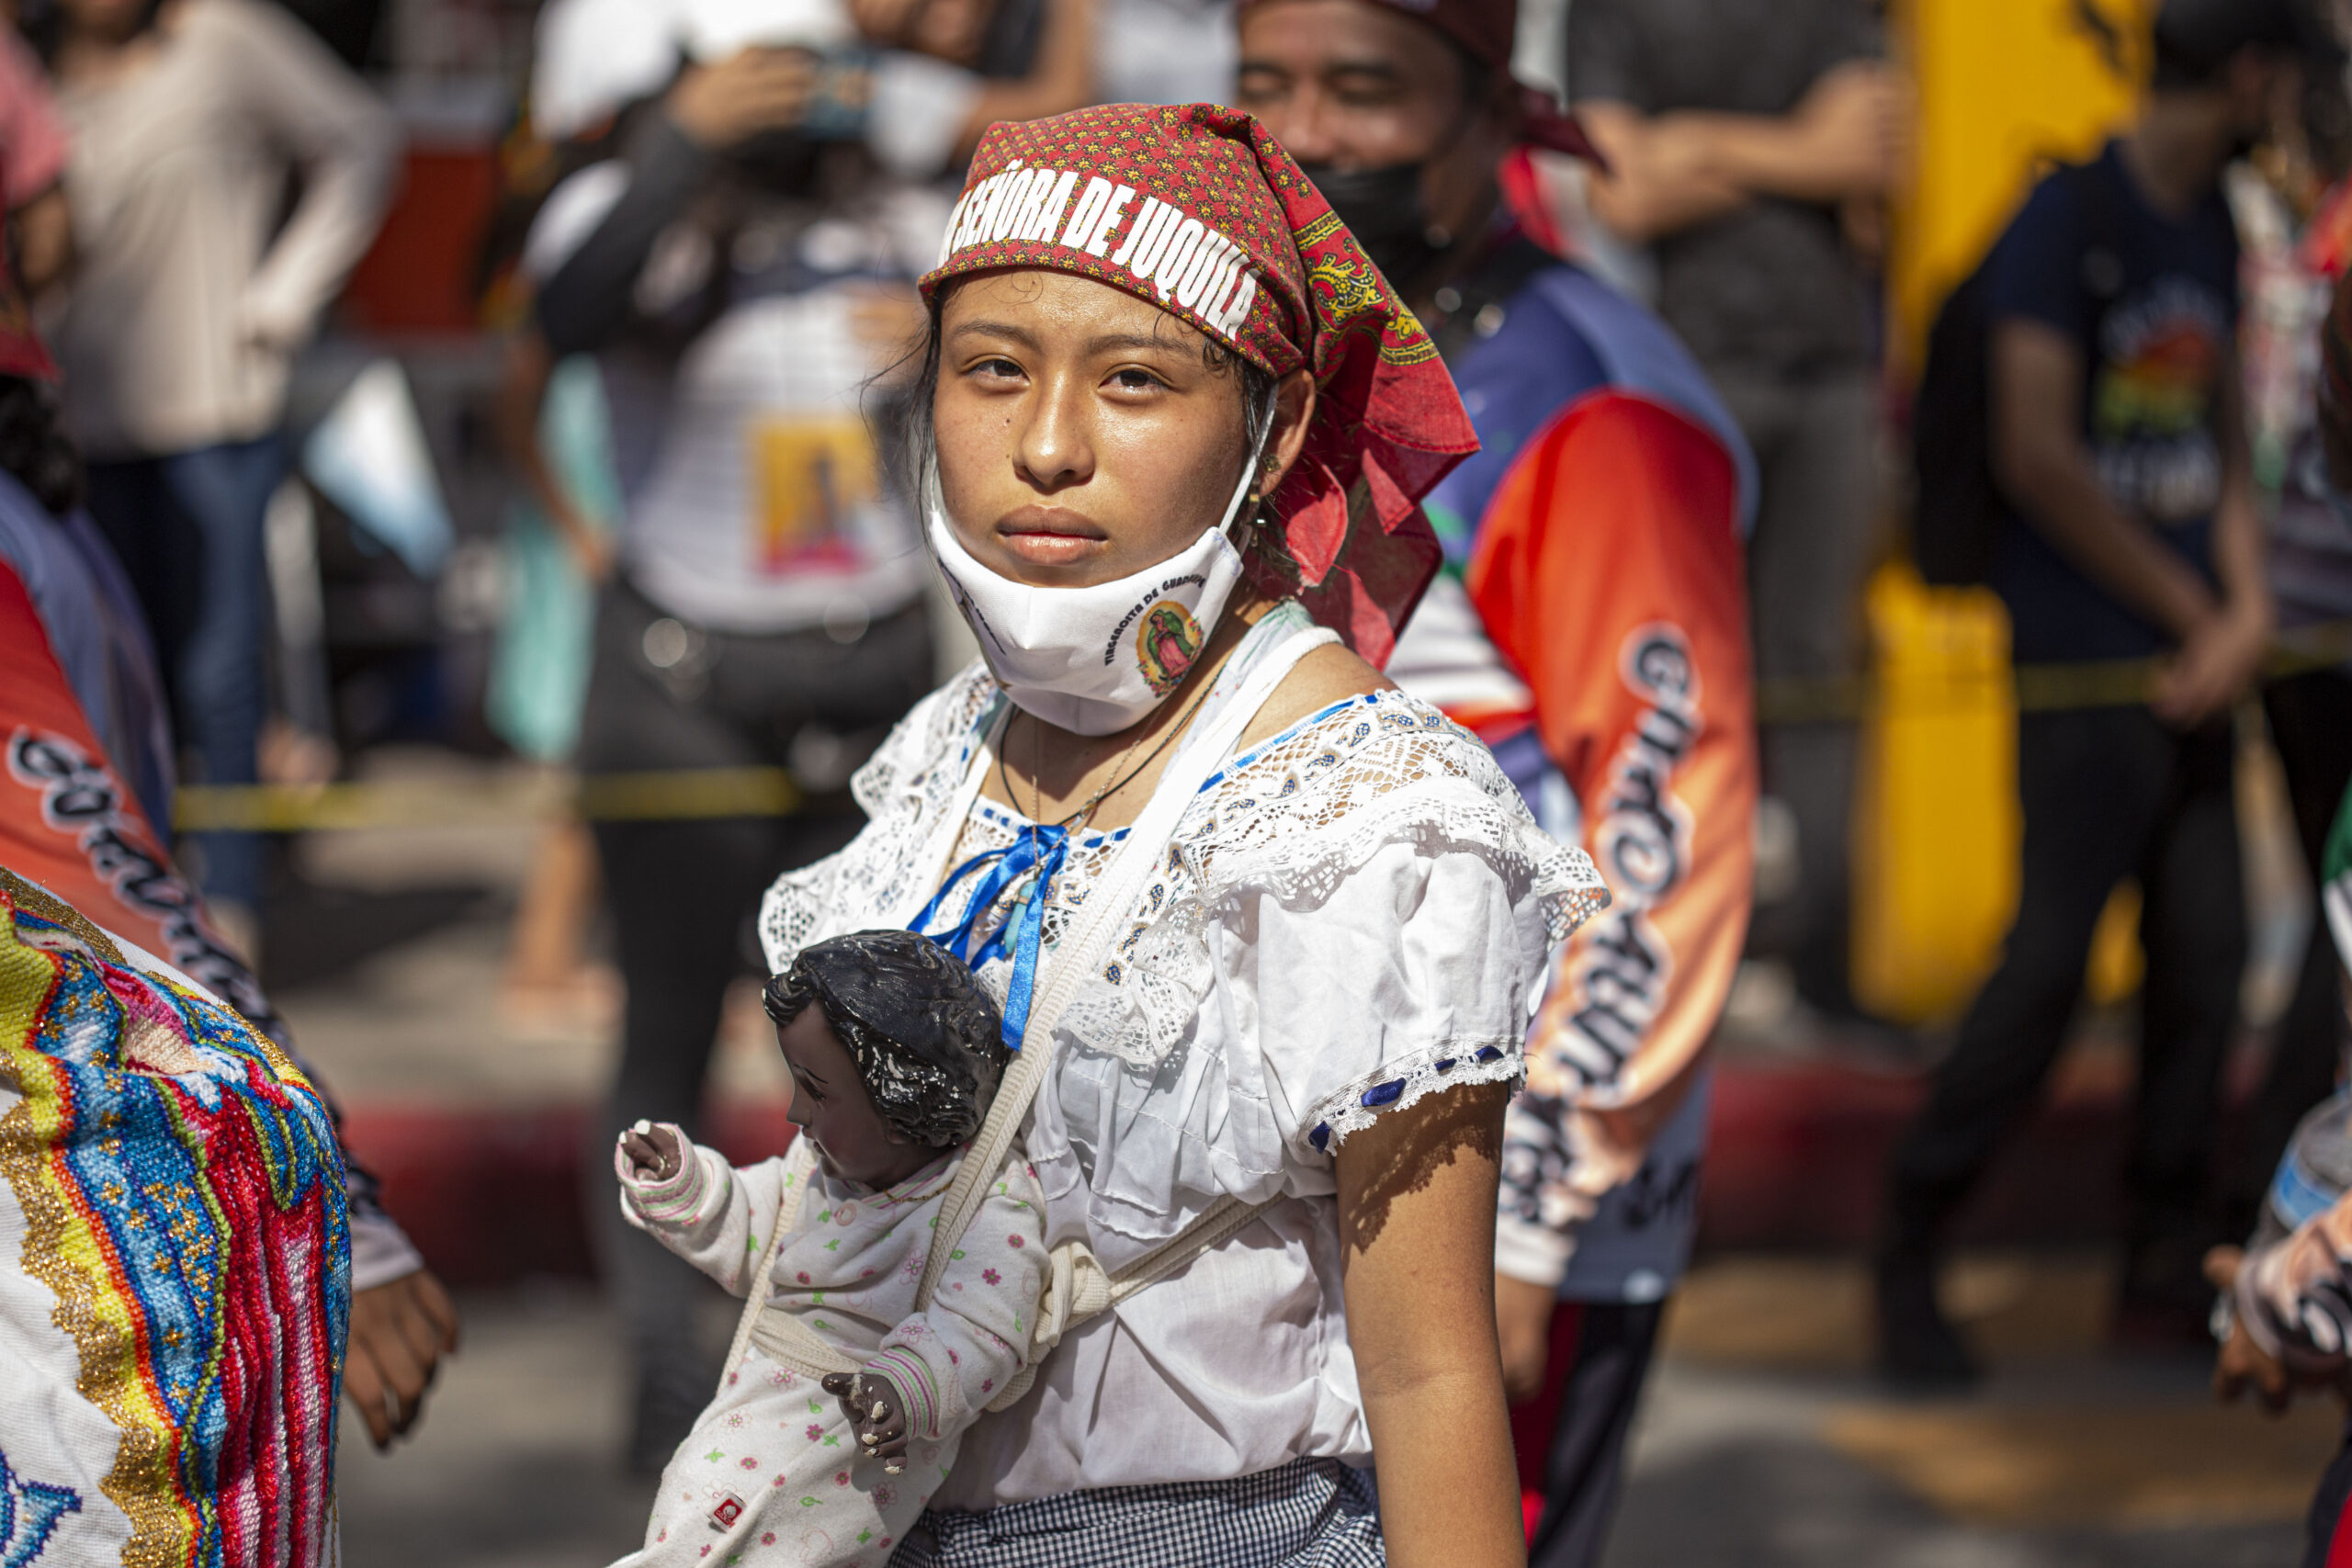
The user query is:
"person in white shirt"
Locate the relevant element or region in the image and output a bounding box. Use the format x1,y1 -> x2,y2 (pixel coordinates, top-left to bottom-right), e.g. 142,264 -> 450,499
527,30 -> 944,1470
42,0 -> 397,932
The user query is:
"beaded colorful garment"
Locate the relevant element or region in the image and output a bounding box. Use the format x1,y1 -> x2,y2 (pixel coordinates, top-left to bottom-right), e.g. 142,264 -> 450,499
0,869 -> 348,1565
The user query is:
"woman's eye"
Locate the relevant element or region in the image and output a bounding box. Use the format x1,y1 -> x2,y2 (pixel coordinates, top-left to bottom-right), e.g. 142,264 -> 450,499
1108,367 -> 1163,393
970,356 -> 1023,380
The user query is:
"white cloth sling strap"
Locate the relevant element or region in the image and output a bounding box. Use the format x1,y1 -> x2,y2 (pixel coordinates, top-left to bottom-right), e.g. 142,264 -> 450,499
718,1137 -> 862,1389
716,620 -> 1338,1409
714,692 -> 1024,1398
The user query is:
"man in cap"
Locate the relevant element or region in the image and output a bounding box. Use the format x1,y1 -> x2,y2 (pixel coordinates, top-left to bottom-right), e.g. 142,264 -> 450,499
1235,5 -> 1758,1561
1880,0 -> 2325,1387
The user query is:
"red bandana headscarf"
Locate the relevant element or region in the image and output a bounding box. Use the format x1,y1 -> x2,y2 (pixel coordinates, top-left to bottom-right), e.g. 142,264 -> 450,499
917,101 -> 1479,665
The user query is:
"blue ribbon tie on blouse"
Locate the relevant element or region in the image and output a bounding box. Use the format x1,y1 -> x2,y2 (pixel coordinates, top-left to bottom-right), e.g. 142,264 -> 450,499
911,825 -> 1070,1053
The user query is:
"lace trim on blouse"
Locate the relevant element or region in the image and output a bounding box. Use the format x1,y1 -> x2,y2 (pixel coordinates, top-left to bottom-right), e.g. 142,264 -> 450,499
1305,1037 -> 1529,1152
1054,694 -> 1603,1078
759,656 -> 1609,1162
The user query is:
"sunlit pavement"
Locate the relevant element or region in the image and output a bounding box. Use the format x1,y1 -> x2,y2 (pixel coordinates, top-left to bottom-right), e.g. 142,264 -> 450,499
335,1285 -> 656,1568
330,1257 -> 2329,1567
1610,1362 -> 2308,1567
1607,1256 -> 2328,1567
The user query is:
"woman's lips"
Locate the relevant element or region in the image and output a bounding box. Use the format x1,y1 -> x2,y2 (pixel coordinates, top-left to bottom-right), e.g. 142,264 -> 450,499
998,533 -> 1100,568
995,511 -> 1104,568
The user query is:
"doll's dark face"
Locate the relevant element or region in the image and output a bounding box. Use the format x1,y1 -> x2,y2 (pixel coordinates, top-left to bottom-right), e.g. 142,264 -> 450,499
776,1009 -> 942,1190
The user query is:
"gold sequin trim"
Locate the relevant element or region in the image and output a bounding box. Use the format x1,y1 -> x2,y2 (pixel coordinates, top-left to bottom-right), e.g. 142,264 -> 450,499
1,868 -> 127,964
0,909 -> 192,1563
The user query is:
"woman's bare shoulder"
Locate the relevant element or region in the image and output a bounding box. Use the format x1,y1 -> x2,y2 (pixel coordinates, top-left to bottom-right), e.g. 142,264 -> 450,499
1236,640 -> 1395,751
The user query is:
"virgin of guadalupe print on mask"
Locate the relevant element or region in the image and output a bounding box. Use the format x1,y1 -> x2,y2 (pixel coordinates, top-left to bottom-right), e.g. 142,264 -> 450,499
922,497 -> 1261,734
1136,602 -> 1205,694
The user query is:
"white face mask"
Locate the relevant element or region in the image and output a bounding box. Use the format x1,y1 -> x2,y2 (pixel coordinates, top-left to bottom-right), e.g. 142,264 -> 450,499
924,411 -> 1272,736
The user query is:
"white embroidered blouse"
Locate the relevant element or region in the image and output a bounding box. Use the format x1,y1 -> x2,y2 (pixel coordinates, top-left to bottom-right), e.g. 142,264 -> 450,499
757,604 -> 1606,1506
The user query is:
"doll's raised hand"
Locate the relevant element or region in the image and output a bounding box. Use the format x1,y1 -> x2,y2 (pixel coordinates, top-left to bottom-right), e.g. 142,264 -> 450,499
619,1120 -> 684,1183
822,1370 -> 910,1472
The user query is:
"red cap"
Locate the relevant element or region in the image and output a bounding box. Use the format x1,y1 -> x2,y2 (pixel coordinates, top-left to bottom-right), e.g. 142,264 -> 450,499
922,103 -> 1480,664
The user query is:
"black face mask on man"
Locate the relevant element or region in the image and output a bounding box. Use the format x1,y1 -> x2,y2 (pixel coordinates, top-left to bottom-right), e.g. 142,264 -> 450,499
1297,162 -> 1450,290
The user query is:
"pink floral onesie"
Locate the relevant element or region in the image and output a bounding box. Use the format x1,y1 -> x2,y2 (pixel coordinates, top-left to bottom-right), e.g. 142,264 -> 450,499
612,1134 -> 1048,1568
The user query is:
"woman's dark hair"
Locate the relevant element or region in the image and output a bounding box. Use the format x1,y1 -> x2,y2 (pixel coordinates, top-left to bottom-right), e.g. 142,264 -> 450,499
893,283 -> 1290,572
0,376 -> 85,518
763,930 -> 1009,1149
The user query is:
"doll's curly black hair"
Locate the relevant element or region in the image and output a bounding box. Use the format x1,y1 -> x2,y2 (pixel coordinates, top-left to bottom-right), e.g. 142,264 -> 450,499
762,930 -> 1008,1149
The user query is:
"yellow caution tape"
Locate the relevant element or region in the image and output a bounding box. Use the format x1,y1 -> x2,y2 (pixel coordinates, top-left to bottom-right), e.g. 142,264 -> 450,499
173,766 -> 803,832
164,618 -> 2352,833
1756,617 -> 2352,727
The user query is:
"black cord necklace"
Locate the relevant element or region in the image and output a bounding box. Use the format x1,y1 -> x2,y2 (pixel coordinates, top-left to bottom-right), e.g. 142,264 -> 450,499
1001,672 -> 1220,840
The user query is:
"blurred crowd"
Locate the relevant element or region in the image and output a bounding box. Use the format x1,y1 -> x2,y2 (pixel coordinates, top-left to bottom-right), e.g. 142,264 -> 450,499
17,0 -> 2352,1559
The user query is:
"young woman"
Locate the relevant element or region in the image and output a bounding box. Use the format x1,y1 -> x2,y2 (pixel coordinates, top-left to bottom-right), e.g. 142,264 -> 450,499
754,102 -> 1605,1565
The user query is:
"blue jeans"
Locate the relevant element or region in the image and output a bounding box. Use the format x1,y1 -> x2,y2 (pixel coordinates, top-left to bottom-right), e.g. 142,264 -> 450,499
85,436 -> 288,909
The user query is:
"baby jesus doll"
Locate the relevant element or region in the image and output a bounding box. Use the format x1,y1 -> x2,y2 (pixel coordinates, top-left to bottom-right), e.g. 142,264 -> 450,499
608,930 -> 1046,1568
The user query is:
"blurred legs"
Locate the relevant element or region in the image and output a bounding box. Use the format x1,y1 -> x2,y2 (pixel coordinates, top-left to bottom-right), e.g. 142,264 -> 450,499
1717,370 -> 1878,1013
85,436 -> 287,915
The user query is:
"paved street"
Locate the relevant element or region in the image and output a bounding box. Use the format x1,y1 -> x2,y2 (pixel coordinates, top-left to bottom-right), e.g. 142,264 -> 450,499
334,1257 -> 2330,1566
1608,1257 -> 2324,1567
336,1286 -> 657,1568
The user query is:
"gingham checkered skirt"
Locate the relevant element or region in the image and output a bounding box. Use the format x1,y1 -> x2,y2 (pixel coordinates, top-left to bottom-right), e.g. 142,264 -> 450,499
888,1458 -> 1385,1567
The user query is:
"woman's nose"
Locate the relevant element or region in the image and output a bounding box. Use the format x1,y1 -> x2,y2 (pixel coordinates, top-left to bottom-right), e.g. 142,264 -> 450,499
1013,371 -> 1095,493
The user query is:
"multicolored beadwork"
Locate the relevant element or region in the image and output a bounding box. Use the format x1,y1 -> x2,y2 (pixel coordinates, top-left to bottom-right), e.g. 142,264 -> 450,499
0,870 -> 348,1565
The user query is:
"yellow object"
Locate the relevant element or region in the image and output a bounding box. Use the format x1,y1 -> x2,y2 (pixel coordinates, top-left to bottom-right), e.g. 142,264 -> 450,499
2084,878 -> 2146,1008
1854,0 -> 2155,1020
752,416 -> 878,573
173,767 -> 803,832
1850,563 -> 2022,1022
1849,566 -> 2151,1025
1890,0 -> 2151,370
